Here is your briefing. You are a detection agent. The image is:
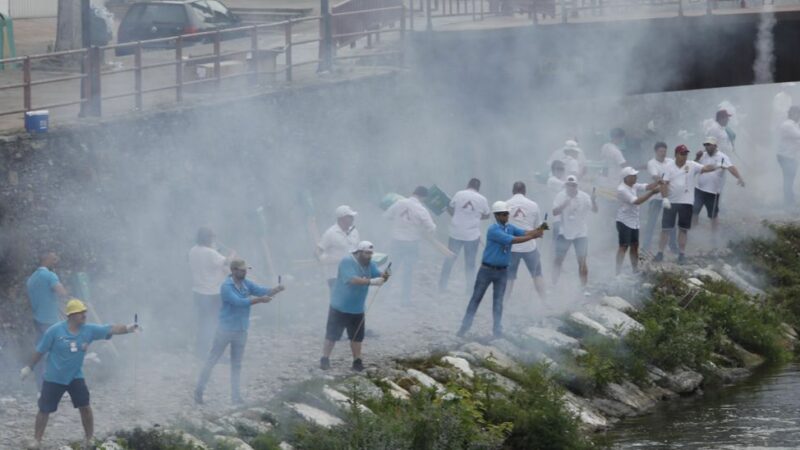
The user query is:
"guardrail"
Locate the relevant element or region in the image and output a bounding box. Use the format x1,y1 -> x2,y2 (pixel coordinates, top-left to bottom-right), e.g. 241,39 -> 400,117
0,5 -> 405,127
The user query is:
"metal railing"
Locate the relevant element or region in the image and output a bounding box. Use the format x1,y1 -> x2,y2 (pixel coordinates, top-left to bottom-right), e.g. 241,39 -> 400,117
0,5 -> 406,127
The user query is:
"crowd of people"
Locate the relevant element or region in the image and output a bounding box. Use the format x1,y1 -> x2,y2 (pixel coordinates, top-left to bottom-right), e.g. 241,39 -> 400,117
30,104 -> 800,448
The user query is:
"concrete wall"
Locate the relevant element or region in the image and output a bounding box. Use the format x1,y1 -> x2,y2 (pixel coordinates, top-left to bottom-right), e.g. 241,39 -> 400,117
410,11 -> 800,102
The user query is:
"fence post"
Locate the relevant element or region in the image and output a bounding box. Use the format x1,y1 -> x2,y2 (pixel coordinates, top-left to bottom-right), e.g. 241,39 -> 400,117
176,36 -> 183,102
678,0 -> 683,16
214,30 -> 222,88
88,47 -> 102,117
134,43 -> 142,110
400,5 -> 406,66
426,0 -> 433,30
319,0 -> 334,72
285,20 -> 293,82
22,56 -> 30,112
250,25 -> 259,86
561,0 -> 568,23
409,1 -> 415,30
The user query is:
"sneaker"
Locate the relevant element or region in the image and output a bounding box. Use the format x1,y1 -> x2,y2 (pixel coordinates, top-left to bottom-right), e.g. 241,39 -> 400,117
677,253 -> 686,265
653,252 -> 664,262
193,389 -> 204,405
351,358 -> 364,372
320,357 -> 331,370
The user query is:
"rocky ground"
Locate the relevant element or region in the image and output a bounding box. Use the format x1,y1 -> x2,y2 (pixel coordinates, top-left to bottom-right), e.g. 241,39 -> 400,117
0,210 -> 792,449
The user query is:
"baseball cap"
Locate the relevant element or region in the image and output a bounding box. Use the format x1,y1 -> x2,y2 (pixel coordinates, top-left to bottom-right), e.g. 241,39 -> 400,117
675,144 -> 690,155
335,205 -> 358,218
353,241 -> 375,253
563,140 -> 580,151
565,175 -> 578,185
717,109 -> 732,117
621,167 -> 639,178
702,136 -> 717,145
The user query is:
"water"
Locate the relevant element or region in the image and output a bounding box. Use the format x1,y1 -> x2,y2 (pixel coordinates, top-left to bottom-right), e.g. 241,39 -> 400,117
609,364 -> 800,449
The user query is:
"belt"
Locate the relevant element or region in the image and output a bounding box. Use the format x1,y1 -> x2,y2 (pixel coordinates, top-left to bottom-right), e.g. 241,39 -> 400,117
481,263 -> 507,271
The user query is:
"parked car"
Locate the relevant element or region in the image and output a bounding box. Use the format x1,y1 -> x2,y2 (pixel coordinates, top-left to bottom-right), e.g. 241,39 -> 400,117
116,0 -> 242,55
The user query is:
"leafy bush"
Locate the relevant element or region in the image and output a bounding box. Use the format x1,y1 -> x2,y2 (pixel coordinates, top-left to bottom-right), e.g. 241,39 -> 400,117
114,428 -> 202,450
251,432 -> 283,450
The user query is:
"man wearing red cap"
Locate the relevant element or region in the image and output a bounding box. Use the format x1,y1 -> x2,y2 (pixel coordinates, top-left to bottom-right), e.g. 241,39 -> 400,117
654,145 -> 718,264
705,109 -> 735,158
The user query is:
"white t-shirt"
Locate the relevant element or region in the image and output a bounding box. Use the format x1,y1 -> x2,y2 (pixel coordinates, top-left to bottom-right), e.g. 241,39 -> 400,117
317,224 -> 360,279
188,245 -> 227,295
448,188 -> 489,241
601,142 -> 626,182
547,148 -> 587,177
553,190 -> 593,240
506,194 -> 541,253
546,176 -> 565,224
664,160 -> 704,205
705,121 -> 734,156
616,182 -> 647,229
383,196 -> 437,241
696,151 -> 732,195
778,119 -> 800,159
646,157 -> 673,201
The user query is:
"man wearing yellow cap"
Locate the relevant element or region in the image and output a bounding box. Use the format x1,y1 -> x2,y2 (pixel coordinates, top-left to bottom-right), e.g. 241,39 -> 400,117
19,299 -> 139,448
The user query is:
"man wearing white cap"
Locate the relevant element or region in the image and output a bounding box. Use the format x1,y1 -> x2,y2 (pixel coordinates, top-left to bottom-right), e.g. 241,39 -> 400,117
693,136 -> 745,243
439,178 -> 490,293
320,241 -> 390,371
552,176 -> 597,291
317,205 -> 360,292
547,140 -> 586,178
616,167 -> 662,275
457,201 -> 544,338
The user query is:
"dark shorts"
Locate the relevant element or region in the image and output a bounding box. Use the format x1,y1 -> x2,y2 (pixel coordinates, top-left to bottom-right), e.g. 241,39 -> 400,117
693,188 -> 720,219
39,379 -> 90,413
508,250 -> 543,279
616,221 -> 639,246
662,203 -> 693,230
325,307 -> 365,343
555,235 -> 589,259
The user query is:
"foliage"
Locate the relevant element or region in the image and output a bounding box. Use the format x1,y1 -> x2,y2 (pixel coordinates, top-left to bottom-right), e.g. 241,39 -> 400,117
483,364 -> 594,450
114,428 -> 203,450
251,432 -> 283,450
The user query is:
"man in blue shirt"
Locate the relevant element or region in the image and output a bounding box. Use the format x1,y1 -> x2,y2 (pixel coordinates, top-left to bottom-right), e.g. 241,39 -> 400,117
194,258 -> 284,405
320,241 -> 390,372
19,299 -> 138,448
26,251 -> 69,390
457,201 -> 544,338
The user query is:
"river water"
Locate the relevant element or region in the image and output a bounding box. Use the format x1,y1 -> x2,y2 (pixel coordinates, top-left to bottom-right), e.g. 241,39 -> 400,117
609,364 -> 800,449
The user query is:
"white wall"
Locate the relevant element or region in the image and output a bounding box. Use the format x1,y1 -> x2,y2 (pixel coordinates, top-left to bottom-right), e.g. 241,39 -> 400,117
9,0 -> 58,18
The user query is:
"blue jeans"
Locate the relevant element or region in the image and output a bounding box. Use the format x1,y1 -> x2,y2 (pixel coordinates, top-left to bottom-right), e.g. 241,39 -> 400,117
194,293 -> 221,358
778,154 -> 797,207
391,240 -> 419,303
196,329 -> 248,400
438,238 -> 480,291
459,266 -> 508,336
33,321 -> 53,391
642,200 -> 678,253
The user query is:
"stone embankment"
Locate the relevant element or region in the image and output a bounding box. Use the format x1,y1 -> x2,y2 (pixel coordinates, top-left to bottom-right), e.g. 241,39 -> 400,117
83,253 -> 797,449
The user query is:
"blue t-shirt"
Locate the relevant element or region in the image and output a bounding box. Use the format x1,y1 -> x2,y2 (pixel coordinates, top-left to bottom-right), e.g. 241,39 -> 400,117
26,267 -> 61,324
330,255 -> 381,314
219,276 -> 270,332
36,321 -> 112,386
482,222 -> 526,267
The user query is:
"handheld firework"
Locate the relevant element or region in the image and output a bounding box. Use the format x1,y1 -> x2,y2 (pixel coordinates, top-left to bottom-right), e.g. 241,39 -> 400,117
539,213 -> 550,231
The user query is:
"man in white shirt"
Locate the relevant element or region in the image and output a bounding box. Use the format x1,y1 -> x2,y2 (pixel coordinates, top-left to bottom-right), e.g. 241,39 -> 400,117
777,106 -> 800,206
317,205 -> 360,292
616,167 -> 661,275
601,128 -> 627,185
546,160 -> 567,256
439,178 -> 490,292
552,176 -> 598,290
547,140 -> 587,179
692,136 -> 746,242
383,186 -> 437,303
642,142 -> 678,254
705,109 -> 736,158
189,227 -> 235,357
655,145 -> 718,264
505,182 -> 548,302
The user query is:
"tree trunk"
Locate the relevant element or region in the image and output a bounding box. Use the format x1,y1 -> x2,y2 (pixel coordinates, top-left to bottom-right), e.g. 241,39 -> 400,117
55,0 -> 82,51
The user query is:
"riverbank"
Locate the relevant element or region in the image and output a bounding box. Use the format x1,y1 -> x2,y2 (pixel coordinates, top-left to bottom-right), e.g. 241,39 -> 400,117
72,222 -> 800,450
